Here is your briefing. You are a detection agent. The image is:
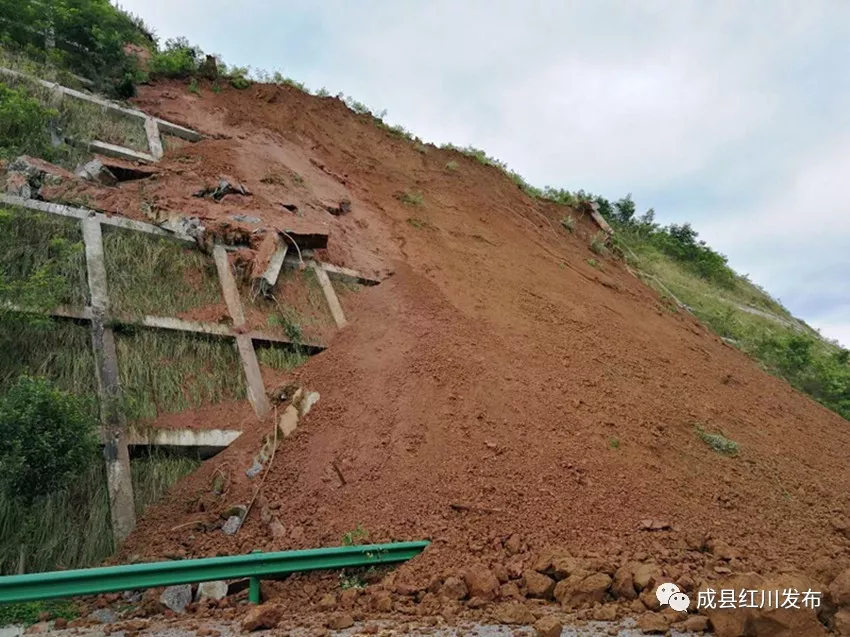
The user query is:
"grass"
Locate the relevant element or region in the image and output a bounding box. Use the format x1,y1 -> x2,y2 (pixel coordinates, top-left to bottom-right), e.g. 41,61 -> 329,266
0,208 -> 88,308
103,227 -> 222,317
341,524 -> 369,546
256,345 -> 309,371
695,426 -> 740,456
407,217 -> 434,230
586,258 -> 603,270
609,437 -> 620,449
188,78 -> 200,95
0,317 -> 98,416
115,328 -> 245,422
0,452 -> 200,576
560,216 -> 575,233
445,160 -> 459,172
0,600 -> 79,626
57,94 -> 150,153
396,190 -> 424,207
590,232 -> 609,256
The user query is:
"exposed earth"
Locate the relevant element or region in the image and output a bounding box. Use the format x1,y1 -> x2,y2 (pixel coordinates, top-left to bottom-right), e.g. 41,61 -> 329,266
17,76 -> 850,636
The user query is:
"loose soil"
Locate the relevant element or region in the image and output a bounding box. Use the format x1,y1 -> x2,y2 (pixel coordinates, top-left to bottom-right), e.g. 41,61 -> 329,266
64,78 -> 850,628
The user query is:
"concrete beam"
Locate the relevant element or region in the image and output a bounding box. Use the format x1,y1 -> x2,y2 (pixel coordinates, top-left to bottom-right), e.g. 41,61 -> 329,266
310,261 -> 347,328
320,262 -> 381,286
87,140 -> 156,164
213,245 -> 271,418
82,218 -> 136,544
0,194 -> 196,244
0,67 -> 202,142
144,118 -> 164,160
125,428 -> 241,458
260,244 -> 288,292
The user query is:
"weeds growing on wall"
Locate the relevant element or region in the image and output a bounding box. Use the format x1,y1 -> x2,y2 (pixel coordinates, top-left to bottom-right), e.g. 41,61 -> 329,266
116,328 -> 245,422
103,227 -> 221,317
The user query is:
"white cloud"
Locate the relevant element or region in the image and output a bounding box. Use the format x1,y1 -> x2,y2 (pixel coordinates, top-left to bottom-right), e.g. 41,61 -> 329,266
118,0 -> 850,344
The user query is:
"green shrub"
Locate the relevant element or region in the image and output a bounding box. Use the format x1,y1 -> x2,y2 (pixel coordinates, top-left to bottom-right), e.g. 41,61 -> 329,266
0,376 -> 99,504
0,82 -> 57,160
590,232 -> 608,255
396,190 -> 424,207
150,37 -> 203,78
445,160 -> 458,171
696,426 -> 740,456
560,216 -> 575,233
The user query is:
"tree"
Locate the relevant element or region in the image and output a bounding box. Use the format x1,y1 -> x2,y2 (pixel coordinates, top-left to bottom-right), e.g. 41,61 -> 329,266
0,376 -> 98,504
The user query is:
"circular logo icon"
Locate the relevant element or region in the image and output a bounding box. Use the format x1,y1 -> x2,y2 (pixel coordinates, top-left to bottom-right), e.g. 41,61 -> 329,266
669,591 -> 691,612
656,582 -> 680,605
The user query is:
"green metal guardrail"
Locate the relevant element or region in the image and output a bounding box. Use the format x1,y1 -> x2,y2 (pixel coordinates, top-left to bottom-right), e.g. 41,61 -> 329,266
0,541 -> 429,605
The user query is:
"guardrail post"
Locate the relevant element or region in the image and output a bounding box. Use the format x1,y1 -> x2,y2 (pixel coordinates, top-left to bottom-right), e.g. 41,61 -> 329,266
249,576 -> 261,604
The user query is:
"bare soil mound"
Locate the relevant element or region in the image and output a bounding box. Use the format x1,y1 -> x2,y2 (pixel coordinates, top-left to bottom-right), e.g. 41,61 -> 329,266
107,79 -> 850,627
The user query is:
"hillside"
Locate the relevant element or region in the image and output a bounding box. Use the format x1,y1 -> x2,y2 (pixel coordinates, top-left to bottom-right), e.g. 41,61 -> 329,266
1,10 -> 850,635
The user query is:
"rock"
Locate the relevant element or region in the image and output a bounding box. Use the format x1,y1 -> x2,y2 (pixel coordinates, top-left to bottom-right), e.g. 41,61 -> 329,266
241,604 -> 282,631
245,459 -> 263,478
160,584 -> 192,613
500,582 -> 522,600
195,580 -> 228,602
524,570 -> 556,599
338,588 -> 359,608
76,159 -> 118,186
317,593 -> 336,610
554,572 -> 611,609
639,519 -> 672,531
636,611 -> 671,633
835,609 -> 850,636
533,616 -> 563,637
52,618 -> 67,630
612,565 -> 637,600
706,572 -> 827,637
4,172 -> 31,198
492,602 -> 535,625
326,613 -> 354,630
633,563 -> 662,591
194,177 -> 251,201
639,588 -> 661,611
298,391 -> 320,418
278,405 -> 299,438
373,593 -> 393,612
708,539 -> 739,561
464,565 -> 500,600
551,555 -> 584,579
439,576 -> 468,600
678,615 -> 710,632
504,534 -> 522,556
221,505 -> 247,535
592,605 -> 617,621
831,568 -> 850,606
323,199 -> 352,217
89,609 -> 117,624
268,518 -> 286,539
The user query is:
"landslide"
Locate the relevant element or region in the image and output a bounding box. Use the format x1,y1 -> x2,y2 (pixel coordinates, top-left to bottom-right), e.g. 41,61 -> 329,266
118,79 -> 850,594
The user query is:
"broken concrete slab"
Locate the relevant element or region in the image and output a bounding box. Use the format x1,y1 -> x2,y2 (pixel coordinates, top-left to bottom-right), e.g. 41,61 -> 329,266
4,155 -> 75,198
222,504 -> 247,535
86,140 -> 156,163
144,117 -> 164,160
299,391 -> 321,418
76,159 -> 118,186
194,177 -> 251,201
196,580 -> 228,602
279,405 -> 299,438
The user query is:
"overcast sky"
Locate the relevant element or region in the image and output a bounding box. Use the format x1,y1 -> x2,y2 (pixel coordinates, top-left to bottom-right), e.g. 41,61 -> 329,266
119,0 -> 850,347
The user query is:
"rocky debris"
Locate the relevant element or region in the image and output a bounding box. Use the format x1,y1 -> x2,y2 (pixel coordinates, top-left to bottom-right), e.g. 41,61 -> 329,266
241,603 -> 282,631
326,613 -> 354,630
464,565 -> 500,601
504,533 -> 522,556
89,609 -> 118,624
632,563 -> 662,592
533,616 -> 563,637
230,214 -> 261,224
372,592 -> 393,612
553,572 -> 611,609
323,198 -> 351,216
278,404 -> 299,438
195,580 -> 228,601
676,614 -> 711,633
221,504 -> 247,535
245,459 -> 263,478
831,567 -> 850,606
194,177 -> 251,202
4,156 -> 73,198
523,570 -> 555,599
835,609 -> 850,636
705,572 -> 827,637
639,519 -> 672,531
492,602 -> 535,625
158,215 -> 205,243
76,159 -> 118,186
159,584 -> 192,613
636,611 -> 672,633
612,565 -> 637,600
317,593 -> 336,610
439,576 -> 468,600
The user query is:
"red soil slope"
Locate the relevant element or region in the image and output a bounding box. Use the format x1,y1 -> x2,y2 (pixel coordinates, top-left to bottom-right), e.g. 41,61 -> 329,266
107,79 -> 850,624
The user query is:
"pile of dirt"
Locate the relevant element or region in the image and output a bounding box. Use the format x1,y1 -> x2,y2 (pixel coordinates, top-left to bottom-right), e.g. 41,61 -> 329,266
104,79 -> 850,631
